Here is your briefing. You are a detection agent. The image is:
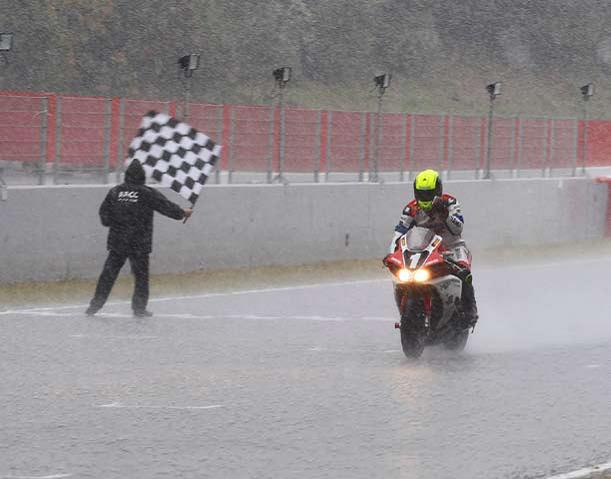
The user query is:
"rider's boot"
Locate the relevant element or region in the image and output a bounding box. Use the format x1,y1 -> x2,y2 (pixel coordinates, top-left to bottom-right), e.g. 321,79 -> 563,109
454,268 -> 478,329
460,273 -> 478,329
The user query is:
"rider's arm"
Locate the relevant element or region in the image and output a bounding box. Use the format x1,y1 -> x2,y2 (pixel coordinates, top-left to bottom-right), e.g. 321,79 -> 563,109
389,205 -> 415,253
445,197 -> 464,235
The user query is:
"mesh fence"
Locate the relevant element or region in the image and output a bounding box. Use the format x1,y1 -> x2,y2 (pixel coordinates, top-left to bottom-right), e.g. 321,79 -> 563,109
56,96 -> 109,170
228,105 -> 274,174
326,111 -> 362,174
1,91 -> 610,185
448,115 -> 482,173
283,108 -> 321,174
0,95 -> 46,165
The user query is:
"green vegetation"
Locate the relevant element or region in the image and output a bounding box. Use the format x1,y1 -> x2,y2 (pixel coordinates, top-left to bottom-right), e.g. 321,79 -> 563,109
2,0 -> 610,117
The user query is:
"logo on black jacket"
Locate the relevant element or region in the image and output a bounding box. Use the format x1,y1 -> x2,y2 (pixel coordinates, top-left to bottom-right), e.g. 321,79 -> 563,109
118,191 -> 139,202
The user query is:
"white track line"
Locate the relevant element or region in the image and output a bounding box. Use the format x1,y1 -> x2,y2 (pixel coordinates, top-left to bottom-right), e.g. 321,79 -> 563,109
5,309 -> 394,323
0,278 -> 385,316
1,475 -> 73,479
98,402 -> 222,410
546,461 -> 611,479
69,334 -> 159,340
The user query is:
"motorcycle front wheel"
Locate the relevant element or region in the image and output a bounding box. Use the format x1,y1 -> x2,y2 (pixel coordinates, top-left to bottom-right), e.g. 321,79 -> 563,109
400,297 -> 425,359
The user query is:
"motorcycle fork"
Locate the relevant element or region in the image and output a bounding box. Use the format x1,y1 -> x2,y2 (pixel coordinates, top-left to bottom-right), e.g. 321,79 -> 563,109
423,295 -> 432,330
394,291 -> 433,331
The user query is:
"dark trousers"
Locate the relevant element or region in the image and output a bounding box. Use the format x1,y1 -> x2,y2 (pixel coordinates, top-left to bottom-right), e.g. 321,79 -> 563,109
89,250 -> 150,312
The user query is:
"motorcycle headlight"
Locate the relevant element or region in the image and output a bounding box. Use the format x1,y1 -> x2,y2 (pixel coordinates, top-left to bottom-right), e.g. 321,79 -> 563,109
413,268 -> 431,283
397,269 -> 411,282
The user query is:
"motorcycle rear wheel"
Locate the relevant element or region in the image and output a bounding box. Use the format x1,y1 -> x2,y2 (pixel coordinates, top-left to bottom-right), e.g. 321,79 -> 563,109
443,329 -> 469,351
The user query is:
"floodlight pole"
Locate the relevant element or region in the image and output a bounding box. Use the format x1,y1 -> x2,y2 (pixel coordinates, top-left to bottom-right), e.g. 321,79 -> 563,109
484,82 -> 501,180
184,73 -> 192,121
371,73 -> 390,183
581,97 -> 588,174
178,54 -> 199,122
484,98 -> 494,179
372,89 -> 384,183
278,81 -> 286,182
272,67 -> 291,184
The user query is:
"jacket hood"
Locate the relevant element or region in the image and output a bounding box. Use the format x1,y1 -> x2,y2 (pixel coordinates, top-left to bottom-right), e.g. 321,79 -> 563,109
125,159 -> 146,185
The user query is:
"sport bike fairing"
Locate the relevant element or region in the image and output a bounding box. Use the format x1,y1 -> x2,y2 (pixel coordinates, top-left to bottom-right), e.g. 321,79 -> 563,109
400,227 -> 443,270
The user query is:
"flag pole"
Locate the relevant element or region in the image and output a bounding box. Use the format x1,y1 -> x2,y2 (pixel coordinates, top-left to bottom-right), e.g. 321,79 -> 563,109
183,196 -> 198,224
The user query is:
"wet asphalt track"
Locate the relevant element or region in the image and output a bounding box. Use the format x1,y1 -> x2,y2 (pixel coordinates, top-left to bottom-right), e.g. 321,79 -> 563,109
1,255 -> 611,479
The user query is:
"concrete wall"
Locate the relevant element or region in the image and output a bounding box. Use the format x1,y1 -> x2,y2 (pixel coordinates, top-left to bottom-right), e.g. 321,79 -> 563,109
0,178 -> 607,284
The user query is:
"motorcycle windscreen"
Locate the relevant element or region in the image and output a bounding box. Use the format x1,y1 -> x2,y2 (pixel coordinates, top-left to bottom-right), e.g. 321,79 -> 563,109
404,227 -> 435,252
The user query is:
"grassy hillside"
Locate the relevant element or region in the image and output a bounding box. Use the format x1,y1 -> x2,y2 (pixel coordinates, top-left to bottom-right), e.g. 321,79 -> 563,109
1,0 -> 610,117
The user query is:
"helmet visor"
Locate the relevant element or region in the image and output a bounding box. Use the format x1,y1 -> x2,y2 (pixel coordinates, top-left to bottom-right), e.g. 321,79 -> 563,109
415,188 -> 437,202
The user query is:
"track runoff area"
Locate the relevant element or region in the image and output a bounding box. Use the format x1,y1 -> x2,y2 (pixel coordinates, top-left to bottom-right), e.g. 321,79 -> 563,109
1,246 -> 611,479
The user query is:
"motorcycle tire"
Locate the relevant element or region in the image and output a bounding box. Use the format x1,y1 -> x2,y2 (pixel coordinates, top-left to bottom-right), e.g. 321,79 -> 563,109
443,329 -> 469,352
400,297 -> 425,359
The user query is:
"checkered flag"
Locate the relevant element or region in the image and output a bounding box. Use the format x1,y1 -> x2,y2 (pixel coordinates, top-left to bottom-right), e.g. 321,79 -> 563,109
126,111 -> 221,205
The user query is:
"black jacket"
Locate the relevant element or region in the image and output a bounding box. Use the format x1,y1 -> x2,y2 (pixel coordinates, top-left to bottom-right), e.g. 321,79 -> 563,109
99,160 -> 185,254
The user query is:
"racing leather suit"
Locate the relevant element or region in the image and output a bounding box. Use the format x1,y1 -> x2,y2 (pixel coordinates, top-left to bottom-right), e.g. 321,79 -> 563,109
388,194 -> 478,327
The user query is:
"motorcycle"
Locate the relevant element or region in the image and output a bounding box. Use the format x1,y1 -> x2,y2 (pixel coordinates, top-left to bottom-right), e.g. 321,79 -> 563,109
384,226 -> 472,358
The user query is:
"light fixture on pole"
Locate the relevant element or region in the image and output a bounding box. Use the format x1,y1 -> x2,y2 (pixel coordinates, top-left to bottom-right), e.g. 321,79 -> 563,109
178,53 -> 200,121
273,67 -> 291,88
371,73 -> 391,182
580,83 -> 593,175
272,67 -> 291,184
0,32 -> 14,64
483,81 -> 502,179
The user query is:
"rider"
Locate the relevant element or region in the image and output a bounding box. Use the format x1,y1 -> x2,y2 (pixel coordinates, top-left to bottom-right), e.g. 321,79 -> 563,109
385,169 -> 478,328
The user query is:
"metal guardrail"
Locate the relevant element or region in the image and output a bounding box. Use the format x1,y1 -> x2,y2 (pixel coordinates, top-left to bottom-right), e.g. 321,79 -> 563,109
0,93 -> 608,186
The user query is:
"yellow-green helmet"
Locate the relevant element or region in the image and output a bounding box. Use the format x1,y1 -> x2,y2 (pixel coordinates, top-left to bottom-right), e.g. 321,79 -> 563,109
413,169 -> 442,211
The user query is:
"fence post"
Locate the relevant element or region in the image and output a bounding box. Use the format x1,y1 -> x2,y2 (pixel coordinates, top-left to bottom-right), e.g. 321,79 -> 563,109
325,111 -> 333,181
267,107 -> 275,184
571,118 -> 578,177
102,98 -> 112,184
314,110 -> 321,182
446,115 -> 454,180
220,104 -> 231,184
541,119 -> 548,177
228,107 -> 236,184
372,103 -> 383,182
547,118 -> 555,177
477,117 -> 486,179
278,102 -> 286,182
359,112 -> 366,182
399,113 -> 407,182
116,97 -> 125,183
509,117 -> 516,177
215,105 -> 223,184
53,97 -> 62,185
582,101 -> 589,175
368,112 -> 376,181
38,97 -> 48,185
516,117 -> 524,178
512,117 -> 519,178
